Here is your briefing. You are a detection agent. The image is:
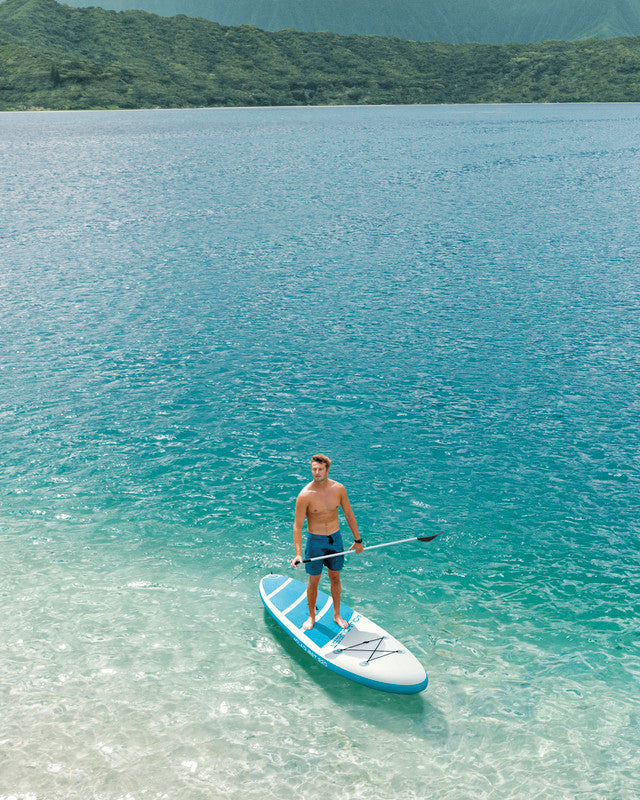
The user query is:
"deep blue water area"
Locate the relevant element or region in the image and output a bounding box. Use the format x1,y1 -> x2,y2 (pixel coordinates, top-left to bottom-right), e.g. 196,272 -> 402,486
1,104 -> 639,799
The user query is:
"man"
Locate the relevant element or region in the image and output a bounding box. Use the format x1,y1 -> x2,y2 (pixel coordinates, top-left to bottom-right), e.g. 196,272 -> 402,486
291,454 -> 364,630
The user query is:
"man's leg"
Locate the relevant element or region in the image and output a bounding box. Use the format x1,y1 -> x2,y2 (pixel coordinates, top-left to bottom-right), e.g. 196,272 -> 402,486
328,569 -> 348,628
304,573 -> 322,630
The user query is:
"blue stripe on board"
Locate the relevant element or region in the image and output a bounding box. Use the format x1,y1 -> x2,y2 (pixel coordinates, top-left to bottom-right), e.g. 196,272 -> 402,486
261,574 -> 288,596
271,582 -> 306,612
285,601 -> 310,628
304,619 -> 340,647
304,602 -> 355,647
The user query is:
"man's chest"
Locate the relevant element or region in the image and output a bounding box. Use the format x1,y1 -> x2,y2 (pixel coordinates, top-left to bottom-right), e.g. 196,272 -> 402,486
307,491 -> 339,516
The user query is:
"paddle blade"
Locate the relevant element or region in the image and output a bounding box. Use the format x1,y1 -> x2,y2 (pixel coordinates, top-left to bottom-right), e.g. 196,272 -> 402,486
417,532 -> 442,542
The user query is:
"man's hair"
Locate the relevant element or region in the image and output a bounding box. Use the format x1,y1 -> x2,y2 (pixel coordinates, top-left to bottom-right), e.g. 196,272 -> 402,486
311,454 -> 332,468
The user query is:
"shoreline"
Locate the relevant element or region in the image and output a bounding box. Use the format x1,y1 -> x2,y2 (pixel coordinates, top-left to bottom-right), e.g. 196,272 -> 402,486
3,100 -> 640,115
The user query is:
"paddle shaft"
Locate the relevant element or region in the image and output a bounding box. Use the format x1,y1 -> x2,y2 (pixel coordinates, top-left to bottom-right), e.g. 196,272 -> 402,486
301,532 -> 440,563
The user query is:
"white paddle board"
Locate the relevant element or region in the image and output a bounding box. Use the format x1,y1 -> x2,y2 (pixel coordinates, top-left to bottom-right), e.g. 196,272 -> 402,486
259,574 -> 428,694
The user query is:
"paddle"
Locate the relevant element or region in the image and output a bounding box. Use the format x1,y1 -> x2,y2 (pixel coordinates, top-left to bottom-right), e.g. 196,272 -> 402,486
301,531 -> 441,564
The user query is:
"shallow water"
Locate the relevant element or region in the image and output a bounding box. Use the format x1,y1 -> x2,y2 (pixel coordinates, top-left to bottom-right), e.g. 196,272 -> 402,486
1,103 -> 639,799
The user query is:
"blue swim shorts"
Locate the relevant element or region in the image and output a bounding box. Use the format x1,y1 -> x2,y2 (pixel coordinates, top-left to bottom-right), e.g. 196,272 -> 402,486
305,531 -> 345,576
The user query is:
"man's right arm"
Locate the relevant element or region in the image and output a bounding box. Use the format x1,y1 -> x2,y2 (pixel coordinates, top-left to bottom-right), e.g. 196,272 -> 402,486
291,493 -> 307,567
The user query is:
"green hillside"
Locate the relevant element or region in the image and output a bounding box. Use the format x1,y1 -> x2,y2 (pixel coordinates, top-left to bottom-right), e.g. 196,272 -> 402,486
1,0 -> 640,111
62,0 -> 640,44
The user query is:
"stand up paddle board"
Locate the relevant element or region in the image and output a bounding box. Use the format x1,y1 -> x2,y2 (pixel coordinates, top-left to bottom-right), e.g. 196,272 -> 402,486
259,574 -> 428,694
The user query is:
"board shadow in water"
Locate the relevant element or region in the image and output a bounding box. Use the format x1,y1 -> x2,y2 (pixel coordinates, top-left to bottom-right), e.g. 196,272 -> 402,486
263,610 -> 448,741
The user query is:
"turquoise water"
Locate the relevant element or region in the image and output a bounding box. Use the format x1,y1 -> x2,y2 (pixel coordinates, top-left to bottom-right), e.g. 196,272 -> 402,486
1,103 -> 639,799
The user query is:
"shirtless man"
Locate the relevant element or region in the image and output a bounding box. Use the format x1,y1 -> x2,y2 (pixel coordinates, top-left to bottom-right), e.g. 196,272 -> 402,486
291,454 -> 364,630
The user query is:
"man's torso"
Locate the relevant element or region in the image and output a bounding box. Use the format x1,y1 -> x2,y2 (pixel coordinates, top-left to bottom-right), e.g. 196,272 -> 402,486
301,479 -> 342,535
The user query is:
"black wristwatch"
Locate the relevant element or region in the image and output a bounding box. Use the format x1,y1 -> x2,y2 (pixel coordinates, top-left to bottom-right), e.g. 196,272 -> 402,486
354,538 -> 362,544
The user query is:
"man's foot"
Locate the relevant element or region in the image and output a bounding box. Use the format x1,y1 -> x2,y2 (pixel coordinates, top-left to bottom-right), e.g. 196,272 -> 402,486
335,616 -> 349,629
302,617 -> 315,631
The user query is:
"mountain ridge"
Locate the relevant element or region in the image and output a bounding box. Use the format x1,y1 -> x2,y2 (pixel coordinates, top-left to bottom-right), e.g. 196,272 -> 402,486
2,0 -> 640,111
59,0 -> 640,44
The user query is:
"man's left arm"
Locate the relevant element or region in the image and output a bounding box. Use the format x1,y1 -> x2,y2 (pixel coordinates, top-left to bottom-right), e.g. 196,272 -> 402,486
340,486 -> 364,553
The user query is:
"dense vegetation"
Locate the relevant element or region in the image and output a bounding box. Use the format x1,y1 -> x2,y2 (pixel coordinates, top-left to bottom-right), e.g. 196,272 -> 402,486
1,0 -> 640,111
63,0 -> 640,45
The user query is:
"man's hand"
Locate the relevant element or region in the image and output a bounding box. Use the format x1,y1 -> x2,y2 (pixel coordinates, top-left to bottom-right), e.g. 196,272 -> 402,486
291,555 -> 303,568
350,539 -> 364,554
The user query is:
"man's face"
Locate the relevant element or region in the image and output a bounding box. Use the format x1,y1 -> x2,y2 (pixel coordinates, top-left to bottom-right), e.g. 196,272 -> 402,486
311,460 -> 328,482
